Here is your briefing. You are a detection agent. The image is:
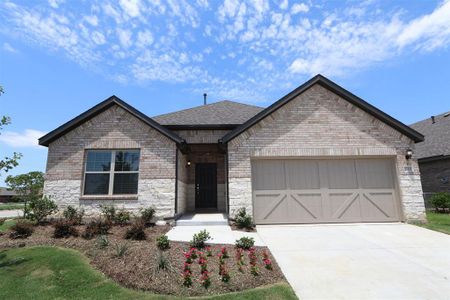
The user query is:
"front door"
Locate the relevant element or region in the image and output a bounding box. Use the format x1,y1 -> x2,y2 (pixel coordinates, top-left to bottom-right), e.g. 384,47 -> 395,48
195,163 -> 217,209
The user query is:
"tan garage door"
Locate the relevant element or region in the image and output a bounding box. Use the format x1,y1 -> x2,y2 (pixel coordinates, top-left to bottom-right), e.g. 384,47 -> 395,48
252,158 -> 400,224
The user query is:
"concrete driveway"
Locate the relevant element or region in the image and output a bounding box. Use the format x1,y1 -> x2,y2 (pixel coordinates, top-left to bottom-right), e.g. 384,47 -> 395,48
257,223 -> 450,300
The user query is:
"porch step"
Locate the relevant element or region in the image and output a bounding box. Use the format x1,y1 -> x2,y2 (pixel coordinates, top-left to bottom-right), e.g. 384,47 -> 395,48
176,213 -> 228,226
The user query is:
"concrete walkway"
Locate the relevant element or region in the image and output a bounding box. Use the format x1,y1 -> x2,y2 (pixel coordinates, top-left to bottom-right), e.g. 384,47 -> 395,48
167,225 -> 265,246
0,209 -> 23,218
257,223 -> 450,300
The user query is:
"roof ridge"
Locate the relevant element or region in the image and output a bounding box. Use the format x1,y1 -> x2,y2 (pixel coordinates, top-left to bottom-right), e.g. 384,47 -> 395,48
153,100 -> 263,118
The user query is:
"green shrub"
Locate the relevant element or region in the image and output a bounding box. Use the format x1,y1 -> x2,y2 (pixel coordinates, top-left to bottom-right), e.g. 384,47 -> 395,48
140,207 -> 156,225
156,234 -> 170,250
235,236 -> 255,250
82,218 -> 111,239
24,195 -> 58,223
156,252 -> 169,271
53,220 -> 79,238
190,230 -> 211,248
96,235 -> 109,249
0,218 -> 5,226
234,207 -> 254,229
101,205 -> 116,223
113,242 -> 129,257
115,209 -> 131,226
62,206 -> 84,225
430,192 -> 450,211
9,219 -> 34,239
124,220 -> 146,240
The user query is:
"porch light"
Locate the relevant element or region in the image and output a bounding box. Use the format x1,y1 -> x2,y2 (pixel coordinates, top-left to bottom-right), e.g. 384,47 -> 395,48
186,160 -> 191,167
405,149 -> 413,160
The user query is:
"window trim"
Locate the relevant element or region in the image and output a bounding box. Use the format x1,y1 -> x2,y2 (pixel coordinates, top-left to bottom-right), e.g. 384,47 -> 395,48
83,149 -> 140,196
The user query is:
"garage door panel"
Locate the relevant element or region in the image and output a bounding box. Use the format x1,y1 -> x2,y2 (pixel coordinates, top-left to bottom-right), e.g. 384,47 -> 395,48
289,193 -> 323,221
252,160 -> 286,190
253,192 -> 289,223
286,161 -> 320,189
361,191 -> 397,220
326,160 -> 358,189
329,192 -> 362,221
356,160 -> 394,189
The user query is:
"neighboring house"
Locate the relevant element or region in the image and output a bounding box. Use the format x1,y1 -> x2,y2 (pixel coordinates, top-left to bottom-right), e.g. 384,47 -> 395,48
0,187 -> 17,203
410,112 -> 450,202
39,75 -> 426,223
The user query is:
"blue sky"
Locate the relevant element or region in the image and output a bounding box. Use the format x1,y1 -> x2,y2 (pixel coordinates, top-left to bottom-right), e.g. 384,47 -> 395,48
0,0 -> 450,185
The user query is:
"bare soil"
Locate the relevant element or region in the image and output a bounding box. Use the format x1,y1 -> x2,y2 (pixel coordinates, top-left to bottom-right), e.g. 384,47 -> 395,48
0,223 -> 286,297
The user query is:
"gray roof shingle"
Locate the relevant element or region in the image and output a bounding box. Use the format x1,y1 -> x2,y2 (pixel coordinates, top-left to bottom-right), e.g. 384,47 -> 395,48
410,111 -> 450,159
153,100 -> 264,125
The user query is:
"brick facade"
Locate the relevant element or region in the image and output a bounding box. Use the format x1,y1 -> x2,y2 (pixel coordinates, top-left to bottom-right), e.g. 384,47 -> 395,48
227,84 -> 426,222
43,105 -> 177,217
418,157 -> 450,205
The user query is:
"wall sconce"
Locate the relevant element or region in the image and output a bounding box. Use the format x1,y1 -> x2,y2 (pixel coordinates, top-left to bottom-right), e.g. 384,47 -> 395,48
186,160 -> 191,167
405,149 -> 413,160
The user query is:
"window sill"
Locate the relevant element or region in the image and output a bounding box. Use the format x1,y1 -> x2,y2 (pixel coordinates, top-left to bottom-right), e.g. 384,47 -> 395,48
79,195 -> 138,201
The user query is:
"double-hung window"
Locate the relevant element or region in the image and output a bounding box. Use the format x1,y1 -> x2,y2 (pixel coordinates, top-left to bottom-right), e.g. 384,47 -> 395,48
83,150 -> 140,195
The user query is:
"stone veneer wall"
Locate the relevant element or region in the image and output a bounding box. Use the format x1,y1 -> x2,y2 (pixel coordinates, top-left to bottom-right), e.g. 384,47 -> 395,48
43,105 -> 177,218
177,149 -> 188,214
227,84 -> 426,222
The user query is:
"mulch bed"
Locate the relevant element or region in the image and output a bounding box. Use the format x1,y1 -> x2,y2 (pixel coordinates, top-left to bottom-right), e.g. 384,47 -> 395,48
0,222 -> 286,297
229,222 -> 257,232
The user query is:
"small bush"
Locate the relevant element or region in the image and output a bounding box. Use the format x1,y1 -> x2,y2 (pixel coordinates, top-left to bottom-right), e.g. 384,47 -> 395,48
96,235 -> 109,249
82,218 -> 111,239
0,218 -> 5,226
156,252 -> 170,271
235,236 -> 255,250
156,234 -> 170,250
113,242 -> 129,258
101,205 -> 116,223
124,220 -> 146,240
140,207 -> 156,225
62,206 -> 84,225
9,219 -> 34,239
234,207 -> 254,229
115,209 -> 131,226
430,192 -> 450,211
24,195 -> 58,223
53,220 -> 79,238
190,230 -> 211,248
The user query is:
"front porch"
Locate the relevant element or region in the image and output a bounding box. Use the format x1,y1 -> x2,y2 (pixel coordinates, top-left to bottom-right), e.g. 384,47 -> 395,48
176,144 -> 227,214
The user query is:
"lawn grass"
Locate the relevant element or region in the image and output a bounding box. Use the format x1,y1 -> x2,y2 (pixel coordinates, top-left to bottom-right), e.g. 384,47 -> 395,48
0,246 -> 297,300
417,212 -> 450,235
0,219 -> 16,232
0,202 -> 24,211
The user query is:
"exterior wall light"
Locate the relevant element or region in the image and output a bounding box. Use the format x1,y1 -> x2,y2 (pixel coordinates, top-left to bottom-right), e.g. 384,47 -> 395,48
186,160 -> 191,167
405,149 -> 413,160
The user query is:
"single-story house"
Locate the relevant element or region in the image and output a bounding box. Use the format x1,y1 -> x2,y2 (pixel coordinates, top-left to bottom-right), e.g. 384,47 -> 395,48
0,187 -> 18,203
39,75 -> 426,224
410,112 -> 450,204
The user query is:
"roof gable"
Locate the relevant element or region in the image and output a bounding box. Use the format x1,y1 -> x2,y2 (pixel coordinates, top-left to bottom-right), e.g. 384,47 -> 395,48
220,75 -> 424,144
153,100 -> 264,126
39,96 -> 184,146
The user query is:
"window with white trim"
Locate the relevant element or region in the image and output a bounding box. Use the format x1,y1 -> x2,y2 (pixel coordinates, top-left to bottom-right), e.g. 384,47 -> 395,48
83,150 -> 140,195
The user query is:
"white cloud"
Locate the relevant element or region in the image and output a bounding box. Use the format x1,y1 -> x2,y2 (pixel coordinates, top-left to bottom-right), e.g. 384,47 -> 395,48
0,129 -> 46,148
136,30 -> 153,48
116,28 -> 132,48
84,15 -> 98,26
91,31 -> 106,45
2,42 -> 17,53
48,0 -> 64,9
119,0 -> 141,18
291,3 -> 309,14
279,0 -> 289,10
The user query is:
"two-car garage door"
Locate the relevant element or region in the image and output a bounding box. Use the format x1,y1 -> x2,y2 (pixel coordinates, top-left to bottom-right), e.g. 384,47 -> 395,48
252,158 -> 400,224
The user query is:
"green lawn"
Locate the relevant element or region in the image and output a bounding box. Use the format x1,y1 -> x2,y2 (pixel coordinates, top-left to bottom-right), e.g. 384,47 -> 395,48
0,219 -> 16,232
0,202 -> 24,211
0,246 -> 297,300
417,212 -> 450,234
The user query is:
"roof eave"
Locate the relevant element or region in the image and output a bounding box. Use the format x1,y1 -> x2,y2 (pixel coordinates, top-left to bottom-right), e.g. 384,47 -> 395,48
220,74 -> 424,144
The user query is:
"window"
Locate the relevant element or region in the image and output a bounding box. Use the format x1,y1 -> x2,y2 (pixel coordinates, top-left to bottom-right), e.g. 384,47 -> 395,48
83,150 -> 140,195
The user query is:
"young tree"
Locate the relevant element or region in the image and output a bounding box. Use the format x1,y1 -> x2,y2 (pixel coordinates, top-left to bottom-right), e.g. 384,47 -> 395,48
0,85 -> 22,174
